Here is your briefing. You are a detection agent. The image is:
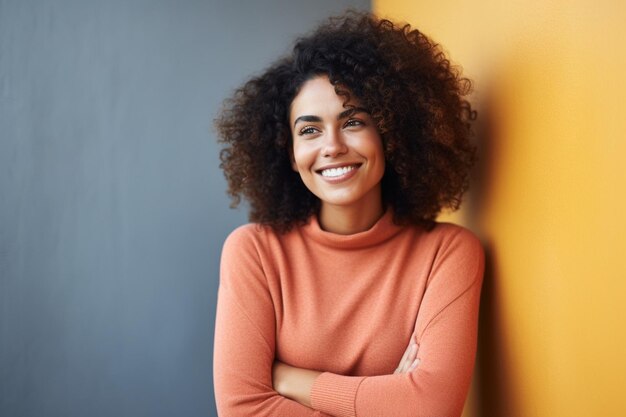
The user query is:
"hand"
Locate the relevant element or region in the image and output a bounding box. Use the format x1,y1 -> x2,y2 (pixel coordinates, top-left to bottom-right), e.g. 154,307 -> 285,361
394,335 -> 420,374
272,360 -> 321,407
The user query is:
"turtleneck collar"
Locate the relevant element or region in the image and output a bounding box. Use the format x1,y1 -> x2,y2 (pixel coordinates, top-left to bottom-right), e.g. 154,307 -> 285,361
300,208 -> 404,249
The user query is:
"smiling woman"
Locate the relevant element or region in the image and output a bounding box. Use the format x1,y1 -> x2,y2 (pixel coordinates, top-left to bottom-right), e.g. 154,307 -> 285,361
214,11 -> 483,417
290,76 -> 386,234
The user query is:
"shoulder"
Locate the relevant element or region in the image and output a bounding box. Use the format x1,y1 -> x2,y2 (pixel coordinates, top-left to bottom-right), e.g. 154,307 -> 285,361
421,222 -> 485,283
222,223 -> 267,256
219,224 -> 281,290
429,222 -> 483,254
222,223 -> 264,248
221,222 -> 292,260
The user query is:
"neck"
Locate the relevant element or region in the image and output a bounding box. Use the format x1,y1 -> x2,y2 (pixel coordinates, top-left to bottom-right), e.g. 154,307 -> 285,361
318,198 -> 384,235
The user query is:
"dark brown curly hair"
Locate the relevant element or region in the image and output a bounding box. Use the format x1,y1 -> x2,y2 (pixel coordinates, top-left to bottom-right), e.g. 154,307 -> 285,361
215,11 -> 476,232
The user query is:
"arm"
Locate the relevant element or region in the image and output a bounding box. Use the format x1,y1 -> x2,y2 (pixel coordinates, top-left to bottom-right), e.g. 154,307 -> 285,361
273,228 -> 484,417
273,336 -> 421,405
213,227 -> 330,416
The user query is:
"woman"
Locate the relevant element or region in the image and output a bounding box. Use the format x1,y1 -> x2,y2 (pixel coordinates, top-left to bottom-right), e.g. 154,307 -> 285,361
214,11 -> 484,417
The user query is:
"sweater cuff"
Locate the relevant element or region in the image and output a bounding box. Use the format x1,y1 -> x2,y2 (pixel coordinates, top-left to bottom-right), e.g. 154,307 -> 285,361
310,372 -> 365,417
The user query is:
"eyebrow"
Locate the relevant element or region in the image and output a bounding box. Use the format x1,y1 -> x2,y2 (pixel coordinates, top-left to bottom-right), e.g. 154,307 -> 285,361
293,107 -> 369,128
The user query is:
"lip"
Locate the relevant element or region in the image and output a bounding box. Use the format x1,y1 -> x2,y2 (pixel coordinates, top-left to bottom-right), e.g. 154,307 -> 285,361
315,163 -> 361,184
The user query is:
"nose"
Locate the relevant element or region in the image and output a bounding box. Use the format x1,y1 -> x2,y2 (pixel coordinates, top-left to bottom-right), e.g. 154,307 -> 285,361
322,129 -> 348,157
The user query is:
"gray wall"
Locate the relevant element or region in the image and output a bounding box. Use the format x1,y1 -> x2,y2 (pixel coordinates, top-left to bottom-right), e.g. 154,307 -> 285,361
0,1 -> 370,416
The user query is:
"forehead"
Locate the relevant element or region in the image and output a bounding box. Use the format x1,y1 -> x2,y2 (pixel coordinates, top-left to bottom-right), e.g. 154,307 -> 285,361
289,76 -> 359,123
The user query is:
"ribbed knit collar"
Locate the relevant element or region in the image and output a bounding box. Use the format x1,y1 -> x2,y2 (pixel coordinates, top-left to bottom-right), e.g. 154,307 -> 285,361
301,208 -> 404,249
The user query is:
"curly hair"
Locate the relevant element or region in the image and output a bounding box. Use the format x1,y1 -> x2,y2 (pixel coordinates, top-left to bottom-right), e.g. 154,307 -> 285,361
215,11 -> 476,232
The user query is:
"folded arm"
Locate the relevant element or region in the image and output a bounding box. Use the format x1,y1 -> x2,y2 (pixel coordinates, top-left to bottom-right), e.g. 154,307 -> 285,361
272,336 -> 420,409
272,229 -> 485,417
215,225 -> 484,417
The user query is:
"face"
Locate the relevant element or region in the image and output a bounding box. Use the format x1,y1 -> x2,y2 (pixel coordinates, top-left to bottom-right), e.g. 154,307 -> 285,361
289,76 -> 385,213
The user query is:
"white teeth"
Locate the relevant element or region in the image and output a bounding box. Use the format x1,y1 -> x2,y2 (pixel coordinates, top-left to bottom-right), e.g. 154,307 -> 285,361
320,165 -> 356,178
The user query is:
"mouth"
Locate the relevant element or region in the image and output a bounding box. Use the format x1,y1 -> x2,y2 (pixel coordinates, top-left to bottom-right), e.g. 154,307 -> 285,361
316,164 -> 361,179
316,163 -> 361,184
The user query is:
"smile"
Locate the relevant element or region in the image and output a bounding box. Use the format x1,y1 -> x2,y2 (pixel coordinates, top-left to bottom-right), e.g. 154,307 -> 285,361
319,165 -> 359,178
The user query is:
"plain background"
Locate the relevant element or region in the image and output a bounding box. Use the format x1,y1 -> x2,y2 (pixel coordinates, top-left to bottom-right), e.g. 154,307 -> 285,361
0,1 -> 369,416
373,1 -> 626,416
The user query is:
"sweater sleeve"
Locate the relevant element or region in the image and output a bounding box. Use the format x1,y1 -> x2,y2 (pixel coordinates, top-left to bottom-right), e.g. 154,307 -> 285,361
309,227 -> 485,417
213,226 -> 330,417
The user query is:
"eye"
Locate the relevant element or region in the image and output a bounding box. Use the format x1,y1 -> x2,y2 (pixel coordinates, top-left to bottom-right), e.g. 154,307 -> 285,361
344,118 -> 364,128
298,126 -> 320,136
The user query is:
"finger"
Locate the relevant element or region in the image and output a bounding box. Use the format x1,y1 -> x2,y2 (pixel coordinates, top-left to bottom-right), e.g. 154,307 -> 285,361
408,343 -> 417,362
399,344 -> 417,373
405,344 -> 418,372
394,343 -> 413,374
408,358 -> 420,372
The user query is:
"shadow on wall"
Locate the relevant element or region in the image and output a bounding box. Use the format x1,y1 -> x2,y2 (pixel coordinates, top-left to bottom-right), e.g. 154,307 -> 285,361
466,92 -> 519,417
474,243 -> 517,417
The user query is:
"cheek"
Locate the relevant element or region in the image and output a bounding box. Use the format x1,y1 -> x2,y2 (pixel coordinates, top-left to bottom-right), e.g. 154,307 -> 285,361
289,146 -> 298,172
364,136 -> 385,163
291,146 -> 302,172
291,144 -> 315,174
370,140 -> 386,179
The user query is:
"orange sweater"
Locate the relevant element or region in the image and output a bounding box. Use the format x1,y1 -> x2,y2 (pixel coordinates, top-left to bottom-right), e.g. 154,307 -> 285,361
213,210 -> 484,417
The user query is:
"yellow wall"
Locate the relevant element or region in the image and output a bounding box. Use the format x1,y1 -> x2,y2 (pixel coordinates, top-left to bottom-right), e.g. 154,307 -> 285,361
373,1 -> 626,416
